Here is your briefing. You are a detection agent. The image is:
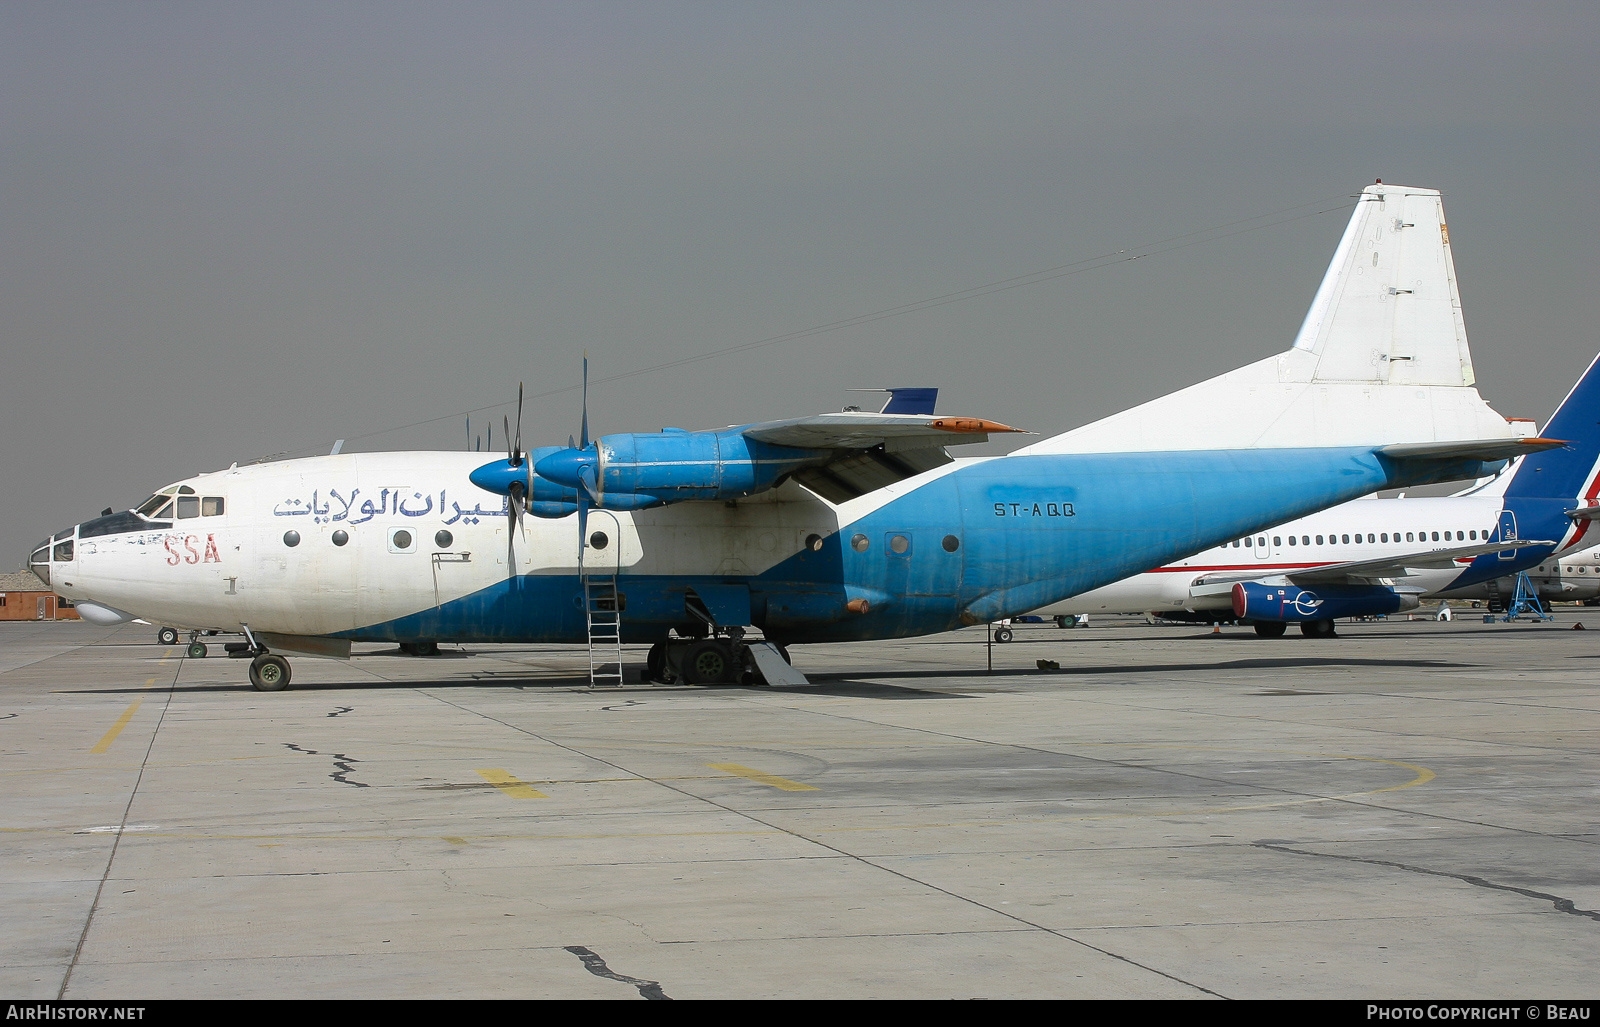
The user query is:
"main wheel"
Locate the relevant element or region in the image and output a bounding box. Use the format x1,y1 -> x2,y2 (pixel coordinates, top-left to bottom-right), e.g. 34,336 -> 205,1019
1252,622 -> 1287,638
249,654 -> 291,691
1054,616 -> 1069,628
680,640 -> 737,685
1300,619 -> 1337,638
158,627 -> 179,646
646,642 -> 675,683
186,641 -> 208,658
994,626 -> 1014,643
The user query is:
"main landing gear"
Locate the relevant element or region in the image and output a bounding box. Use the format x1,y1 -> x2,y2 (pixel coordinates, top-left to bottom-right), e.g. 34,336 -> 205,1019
1249,620 -> 1336,638
646,630 -> 792,686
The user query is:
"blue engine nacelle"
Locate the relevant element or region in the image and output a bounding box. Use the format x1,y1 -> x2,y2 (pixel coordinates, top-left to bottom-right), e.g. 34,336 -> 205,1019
1231,581 -> 1420,622
533,428 -> 830,506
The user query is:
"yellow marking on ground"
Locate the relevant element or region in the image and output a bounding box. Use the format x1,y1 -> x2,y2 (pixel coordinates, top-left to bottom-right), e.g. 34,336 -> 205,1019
708,763 -> 818,791
475,768 -> 548,798
88,676 -> 168,754
442,836 -> 468,845
90,701 -> 143,754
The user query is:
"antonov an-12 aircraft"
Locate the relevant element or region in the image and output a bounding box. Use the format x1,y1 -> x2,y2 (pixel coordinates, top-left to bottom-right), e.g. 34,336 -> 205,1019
1032,350 -> 1600,634
35,183 -> 1558,689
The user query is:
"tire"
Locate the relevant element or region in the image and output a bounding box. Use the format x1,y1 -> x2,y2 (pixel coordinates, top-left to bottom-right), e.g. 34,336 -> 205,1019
1300,620 -> 1337,638
1054,616 -> 1069,628
158,627 -> 179,646
249,654 -> 291,692
994,627 -> 1014,643
186,641 -> 208,658
646,642 -> 674,683
1252,622 -> 1287,638
680,640 -> 737,685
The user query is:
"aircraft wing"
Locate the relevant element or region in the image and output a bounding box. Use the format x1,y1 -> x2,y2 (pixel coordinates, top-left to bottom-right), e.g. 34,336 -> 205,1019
744,413 -> 1027,502
1284,539 -> 1558,585
743,412 -> 1024,450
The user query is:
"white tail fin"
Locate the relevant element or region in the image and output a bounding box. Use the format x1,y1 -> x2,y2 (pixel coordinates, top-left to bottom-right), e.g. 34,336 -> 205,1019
1027,183 -> 1513,454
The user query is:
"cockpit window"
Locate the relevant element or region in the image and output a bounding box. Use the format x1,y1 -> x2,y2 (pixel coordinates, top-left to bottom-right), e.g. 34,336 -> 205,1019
178,485 -> 196,495
177,496 -> 200,519
53,540 -> 74,562
202,497 -> 224,517
136,494 -> 168,516
151,499 -> 174,519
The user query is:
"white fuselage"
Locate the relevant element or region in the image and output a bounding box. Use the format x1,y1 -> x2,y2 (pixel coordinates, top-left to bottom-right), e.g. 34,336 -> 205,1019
1036,494 -> 1513,616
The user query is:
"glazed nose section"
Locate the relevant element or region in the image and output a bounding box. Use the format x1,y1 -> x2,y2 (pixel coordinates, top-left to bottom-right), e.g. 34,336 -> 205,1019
469,458 -> 531,498
27,526 -> 77,586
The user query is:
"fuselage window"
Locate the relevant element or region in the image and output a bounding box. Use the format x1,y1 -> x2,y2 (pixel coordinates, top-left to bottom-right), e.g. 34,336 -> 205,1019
1470,530 -> 1477,540
1243,538 -> 1252,547
1302,535 -> 1310,546
1273,536 -> 1281,546
851,534 -> 870,552
1316,535 -> 1324,545
1232,540 -> 1240,548
435,530 -> 453,548
1288,536 -> 1297,546
202,497 -> 224,517
1257,537 -> 1265,547
1405,532 -> 1414,542
332,530 -> 349,546
1431,531 -> 1439,541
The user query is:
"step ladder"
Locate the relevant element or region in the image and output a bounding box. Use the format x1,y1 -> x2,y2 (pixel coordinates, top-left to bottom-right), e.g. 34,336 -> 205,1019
583,572 -> 625,687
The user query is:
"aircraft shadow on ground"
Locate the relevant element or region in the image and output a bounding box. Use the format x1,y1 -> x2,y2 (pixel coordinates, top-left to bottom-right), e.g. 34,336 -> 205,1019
57,655 -> 1464,696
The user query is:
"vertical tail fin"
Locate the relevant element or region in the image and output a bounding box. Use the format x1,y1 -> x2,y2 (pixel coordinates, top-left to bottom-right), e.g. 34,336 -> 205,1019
1027,183 -> 1512,455
1503,352 -> 1600,551
1291,184 -> 1474,386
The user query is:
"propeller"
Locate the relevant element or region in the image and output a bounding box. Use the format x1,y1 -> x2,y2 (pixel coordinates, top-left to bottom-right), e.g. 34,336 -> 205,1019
504,384 -> 527,571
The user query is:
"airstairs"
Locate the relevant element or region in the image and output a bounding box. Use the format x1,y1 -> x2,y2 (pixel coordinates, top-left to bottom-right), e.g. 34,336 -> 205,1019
583,571 -> 625,687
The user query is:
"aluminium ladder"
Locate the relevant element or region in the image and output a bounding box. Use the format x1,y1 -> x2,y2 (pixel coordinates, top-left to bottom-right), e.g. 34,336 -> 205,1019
583,571 -> 625,687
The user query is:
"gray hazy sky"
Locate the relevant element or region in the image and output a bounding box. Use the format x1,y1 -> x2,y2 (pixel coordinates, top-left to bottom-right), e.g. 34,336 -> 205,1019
4,1 -> 1598,550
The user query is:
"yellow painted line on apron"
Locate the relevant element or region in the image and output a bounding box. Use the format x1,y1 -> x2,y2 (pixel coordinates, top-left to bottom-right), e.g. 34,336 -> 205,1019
475,769 -> 548,798
90,701 -> 142,754
708,763 -> 818,791
90,676 -> 162,754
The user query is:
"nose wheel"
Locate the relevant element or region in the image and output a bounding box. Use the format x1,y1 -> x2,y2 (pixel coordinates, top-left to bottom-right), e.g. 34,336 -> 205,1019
249,653 -> 292,691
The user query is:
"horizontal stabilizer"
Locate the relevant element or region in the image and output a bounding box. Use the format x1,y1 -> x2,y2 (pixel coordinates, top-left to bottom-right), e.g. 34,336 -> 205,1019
1380,437 -> 1565,462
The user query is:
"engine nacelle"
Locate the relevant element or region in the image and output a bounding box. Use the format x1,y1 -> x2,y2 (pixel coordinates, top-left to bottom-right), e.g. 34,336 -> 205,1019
534,428 -> 829,505
1231,581 -> 1420,622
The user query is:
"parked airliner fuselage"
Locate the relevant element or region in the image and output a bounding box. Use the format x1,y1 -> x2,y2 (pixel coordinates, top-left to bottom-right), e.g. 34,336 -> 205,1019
41,446 -> 1505,646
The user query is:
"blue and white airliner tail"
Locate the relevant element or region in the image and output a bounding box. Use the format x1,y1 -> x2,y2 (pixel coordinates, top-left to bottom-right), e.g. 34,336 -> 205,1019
1031,350 -> 1600,630
40,183 -> 1557,687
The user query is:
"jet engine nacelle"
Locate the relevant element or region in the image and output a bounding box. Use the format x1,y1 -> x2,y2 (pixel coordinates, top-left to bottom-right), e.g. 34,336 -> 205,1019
1231,581 -> 1420,622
